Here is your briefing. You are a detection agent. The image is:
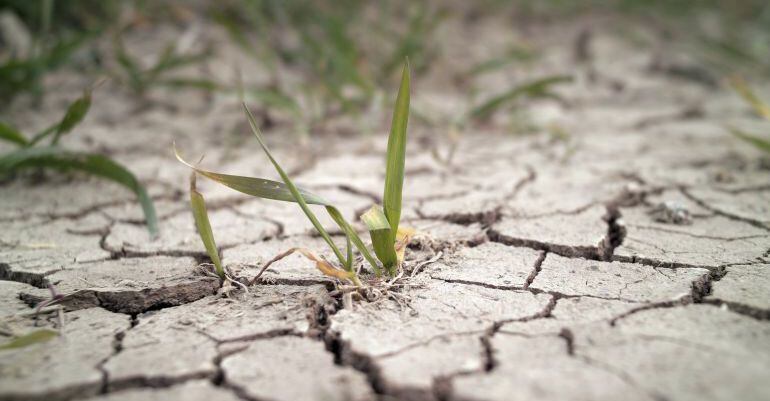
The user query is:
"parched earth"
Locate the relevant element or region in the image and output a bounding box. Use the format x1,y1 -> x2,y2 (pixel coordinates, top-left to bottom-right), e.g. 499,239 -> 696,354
1,14 -> 769,401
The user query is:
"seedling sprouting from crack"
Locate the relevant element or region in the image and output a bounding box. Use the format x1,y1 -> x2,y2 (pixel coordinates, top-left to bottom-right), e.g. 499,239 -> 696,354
176,62 -> 412,286
727,77 -> 770,154
0,87 -> 158,237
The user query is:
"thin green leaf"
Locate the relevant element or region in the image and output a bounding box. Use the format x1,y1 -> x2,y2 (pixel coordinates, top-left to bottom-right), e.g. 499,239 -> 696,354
383,61 -> 411,237
0,147 -> 158,237
114,36 -> 143,92
190,174 -> 224,279
52,89 -> 92,145
26,90 -> 92,147
469,46 -> 538,76
0,122 -> 28,146
248,88 -> 302,116
174,146 -> 328,205
325,205 -> 382,276
361,205 -> 397,276
176,143 -> 386,274
729,127 -> 770,154
470,75 -> 573,121
158,78 -> 221,92
28,124 -> 57,147
0,329 -> 58,351
729,77 -> 770,120
242,104 -> 349,269
148,47 -> 211,80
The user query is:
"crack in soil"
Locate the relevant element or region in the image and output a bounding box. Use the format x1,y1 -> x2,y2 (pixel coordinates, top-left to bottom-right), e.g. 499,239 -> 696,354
701,299 -> 770,320
680,187 -> 770,232
600,205 -> 626,261
608,270 -> 712,326
574,354 -> 667,401
523,251 -> 547,290
97,314 -> 137,394
488,229 -> 605,260
0,262 -> 59,288
0,192 -> 182,225
627,224 -> 769,241
417,206 -> 502,227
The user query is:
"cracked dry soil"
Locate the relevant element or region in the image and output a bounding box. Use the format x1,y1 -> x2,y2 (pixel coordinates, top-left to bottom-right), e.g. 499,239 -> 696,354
2,14 -> 770,401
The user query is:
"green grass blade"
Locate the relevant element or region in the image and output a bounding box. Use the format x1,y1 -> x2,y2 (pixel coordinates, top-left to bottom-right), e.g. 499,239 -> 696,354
27,90 -> 92,147
345,231 -> 353,271
248,88 -> 302,117
174,146 -> 328,205
469,46 -> 538,76
148,46 -> 211,79
189,174 -> 224,279
28,124 -> 57,147
0,329 -> 58,351
243,104 -> 348,267
470,75 -> 572,121
729,127 -> 770,153
51,89 -> 92,145
729,77 -> 770,120
0,147 -> 158,237
158,78 -> 221,92
361,205 -> 397,276
0,122 -> 28,146
383,61 -> 411,236
326,205 -> 382,276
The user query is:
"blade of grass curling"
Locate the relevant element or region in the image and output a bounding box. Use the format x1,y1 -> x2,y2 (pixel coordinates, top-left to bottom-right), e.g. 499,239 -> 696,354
383,60 -> 410,237
0,147 -> 158,237
190,173 -> 224,279
361,205 -> 397,276
470,75 -> 572,121
242,104 -> 349,269
174,145 -> 328,204
729,127 -> 770,153
0,122 -> 28,146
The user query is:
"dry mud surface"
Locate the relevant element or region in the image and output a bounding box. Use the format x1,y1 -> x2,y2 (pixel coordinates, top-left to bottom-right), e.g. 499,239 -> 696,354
2,16 -> 770,401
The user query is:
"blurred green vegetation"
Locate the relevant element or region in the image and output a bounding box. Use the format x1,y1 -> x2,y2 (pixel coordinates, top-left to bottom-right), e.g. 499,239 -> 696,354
211,0 -> 445,123
0,0 -> 117,104
1,0 -> 769,112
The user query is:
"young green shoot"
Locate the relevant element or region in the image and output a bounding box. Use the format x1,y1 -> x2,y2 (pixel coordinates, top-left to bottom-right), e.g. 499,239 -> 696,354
0,90 -> 158,237
177,61 -> 413,286
727,77 -> 770,153
469,75 -> 573,122
112,35 -> 216,98
189,173 -> 224,279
